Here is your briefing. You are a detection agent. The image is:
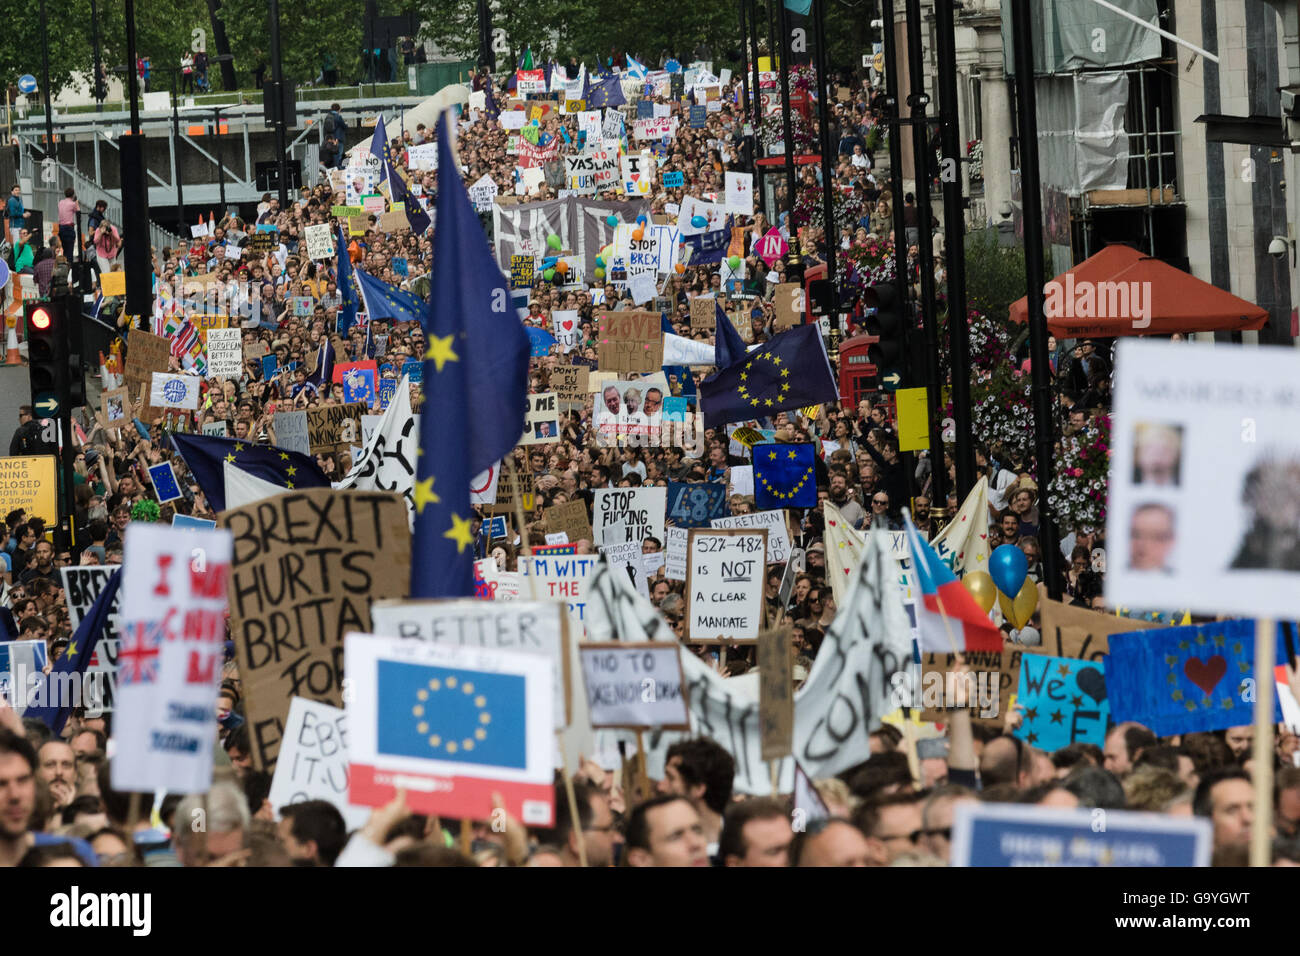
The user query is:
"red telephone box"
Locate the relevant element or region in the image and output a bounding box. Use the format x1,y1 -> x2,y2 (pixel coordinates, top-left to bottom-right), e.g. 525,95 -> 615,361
837,334 -> 879,406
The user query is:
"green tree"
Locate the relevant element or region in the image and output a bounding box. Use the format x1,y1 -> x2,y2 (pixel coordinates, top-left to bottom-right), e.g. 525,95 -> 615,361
0,0 -> 96,97
209,0 -> 363,87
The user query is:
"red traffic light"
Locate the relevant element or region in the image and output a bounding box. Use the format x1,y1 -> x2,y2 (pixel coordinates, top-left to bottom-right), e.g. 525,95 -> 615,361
30,307 -> 52,331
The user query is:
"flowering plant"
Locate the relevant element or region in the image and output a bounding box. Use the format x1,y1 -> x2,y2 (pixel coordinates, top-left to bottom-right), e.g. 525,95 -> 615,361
1049,412 -> 1111,529
841,234 -> 897,288
131,499 -> 162,523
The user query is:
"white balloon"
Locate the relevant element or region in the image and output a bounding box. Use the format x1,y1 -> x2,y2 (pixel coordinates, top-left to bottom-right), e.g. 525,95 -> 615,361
1015,625 -> 1041,647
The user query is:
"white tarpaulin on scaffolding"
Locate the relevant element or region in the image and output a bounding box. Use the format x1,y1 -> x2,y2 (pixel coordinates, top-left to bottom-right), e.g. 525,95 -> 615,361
1034,71 -> 1131,197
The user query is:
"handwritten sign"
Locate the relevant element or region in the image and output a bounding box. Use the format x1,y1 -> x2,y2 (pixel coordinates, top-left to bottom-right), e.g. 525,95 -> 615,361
545,499 -> 593,546
306,402 -> 365,453
564,149 -> 619,194
686,528 -> 767,643
597,310 -> 663,374
1013,654 -> 1110,752
712,509 -> 792,564
579,642 -> 688,729
552,364 -> 589,405
267,698 -> 370,830
593,487 -> 667,547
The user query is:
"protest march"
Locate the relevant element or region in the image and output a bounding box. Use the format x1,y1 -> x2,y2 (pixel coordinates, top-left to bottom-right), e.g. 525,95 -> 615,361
2,6 -> 1300,928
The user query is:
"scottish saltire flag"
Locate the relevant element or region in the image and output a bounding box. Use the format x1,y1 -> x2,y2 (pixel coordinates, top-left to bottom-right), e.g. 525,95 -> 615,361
355,267 -> 425,326
699,323 -> 837,429
584,74 -> 626,108
714,298 -> 747,370
903,509 -> 1002,653
626,54 -> 648,78
754,442 -> 817,509
1107,620 -> 1288,736
336,224 -> 361,335
376,658 -> 526,768
411,115 -> 530,598
171,433 -> 329,512
24,569 -> 120,734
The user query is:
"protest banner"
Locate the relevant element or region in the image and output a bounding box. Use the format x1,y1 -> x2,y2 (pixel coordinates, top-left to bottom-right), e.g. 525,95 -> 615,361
149,372 -> 200,411
690,295 -> 717,330
370,599 -> 572,727
546,498 -> 594,546
306,402 -> 365,454
1034,596 -> 1157,661
0,455 -> 58,526
219,488 -> 411,771
686,528 -> 766,643
757,627 -> 794,760
268,698 -> 371,830
667,481 -> 729,528
112,524 -> 233,793
551,364 -> 589,406
345,633 -> 556,825
712,509 -> 792,564
665,526 -> 688,581
564,149 -> 618,194
205,327 -> 243,379
951,803 -> 1212,867
593,487 -> 666,547
579,642 -> 688,729
1013,654 -> 1110,751
272,410 -> 311,456
304,223 -> 335,260
1107,339 -> 1300,619
773,282 -> 804,330
61,565 -> 122,713
125,328 -> 172,421
597,310 -> 663,374
517,553 -> 599,625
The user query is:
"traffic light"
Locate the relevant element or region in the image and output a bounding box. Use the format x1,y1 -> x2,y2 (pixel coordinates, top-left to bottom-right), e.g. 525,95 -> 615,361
862,282 -> 906,373
26,300 -> 84,416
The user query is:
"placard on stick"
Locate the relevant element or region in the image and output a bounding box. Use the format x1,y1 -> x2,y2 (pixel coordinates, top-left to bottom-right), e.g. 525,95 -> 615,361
597,310 -> 663,374
685,527 -> 767,643
579,642 -> 689,729
219,488 -> 411,772
757,627 -> 794,760
552,364 -> 589,406
306,402 -> 365,454
546,499 -> 594,545
124,328 -> 172,422
772,282 -> 804,330
690,296 -> 717,331
1034,597 -> 1158,662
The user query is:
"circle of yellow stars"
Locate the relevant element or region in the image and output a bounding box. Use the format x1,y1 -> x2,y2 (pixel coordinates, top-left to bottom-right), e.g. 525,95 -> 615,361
416,329 -> 475,554
1165,633 -> 1246,712
735,350 -> 791,409
758,447 -> 814,501
412,675 -> 492,755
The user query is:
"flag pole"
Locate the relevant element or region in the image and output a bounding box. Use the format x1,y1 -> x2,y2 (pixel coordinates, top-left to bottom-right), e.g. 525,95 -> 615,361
1250,617 -> 1275,868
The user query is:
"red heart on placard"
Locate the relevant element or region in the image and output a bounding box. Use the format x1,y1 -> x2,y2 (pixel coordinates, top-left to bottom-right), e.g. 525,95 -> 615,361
961,515 -> 967,522
979,533 -> 987,540
1184,656 -> 1227,695
562,320 -> 573,331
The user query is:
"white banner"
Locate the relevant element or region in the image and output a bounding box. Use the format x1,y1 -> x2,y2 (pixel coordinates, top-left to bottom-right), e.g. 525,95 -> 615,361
205,328 -> 243,380
149,372 -> 201,410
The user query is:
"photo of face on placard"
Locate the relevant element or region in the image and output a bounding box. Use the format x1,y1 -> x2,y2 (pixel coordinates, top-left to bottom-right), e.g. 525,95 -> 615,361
1132,422 -> 1183,487
594,381 -> 664,447
1228,451 -> 1300,572
1128,502 -> 1176,574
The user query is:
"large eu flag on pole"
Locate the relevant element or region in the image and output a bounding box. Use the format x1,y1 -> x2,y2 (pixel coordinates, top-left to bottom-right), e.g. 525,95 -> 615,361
336,224 -> 361,336
698,323 -> 838,429
411,115 -> 530,597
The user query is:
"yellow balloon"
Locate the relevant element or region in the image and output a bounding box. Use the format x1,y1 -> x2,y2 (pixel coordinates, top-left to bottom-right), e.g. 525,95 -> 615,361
962,571 -> 997,614
998,578 -> 1039,629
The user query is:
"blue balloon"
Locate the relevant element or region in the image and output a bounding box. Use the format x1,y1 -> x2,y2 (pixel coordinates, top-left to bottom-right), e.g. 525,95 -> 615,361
989,544 -> 1029,598
541,256 -> 558,268
690,215 -> 708,228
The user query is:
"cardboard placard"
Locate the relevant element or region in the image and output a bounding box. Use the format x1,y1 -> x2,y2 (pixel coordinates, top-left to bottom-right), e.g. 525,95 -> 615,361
690,296 -> 717,331
685,528 -> 767,644
773,282 -> 804,330
219,488 -> 411,771
124,328 -> 172,422
552,364 -> 589,406
579,642 -> 689,730
519,392 -> 560,445
378,210 -> 410,233
1033,597 -> 1158,662
597,310 -> 663,374
918,646 -> 1019,726
545,499 -> 594,546
757,627 -> 794,760
488,462 -> 535,515
306,402 -> 366,454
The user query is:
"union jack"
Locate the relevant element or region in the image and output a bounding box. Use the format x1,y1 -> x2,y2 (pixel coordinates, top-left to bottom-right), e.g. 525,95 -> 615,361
119,619 -> 164,686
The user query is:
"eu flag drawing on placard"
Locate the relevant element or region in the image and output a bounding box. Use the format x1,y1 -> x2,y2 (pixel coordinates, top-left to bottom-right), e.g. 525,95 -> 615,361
412,115 -> 530,598
699,323 -> 838,429
1106,620 -> 1288,736
754,442 -> 818,509
376,659 -> 526,769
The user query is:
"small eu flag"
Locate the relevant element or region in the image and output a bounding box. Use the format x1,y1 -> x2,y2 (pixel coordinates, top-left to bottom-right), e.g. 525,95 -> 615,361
699,323 -> 839,430
170,433 -> 330,512
376,659 -> 526,769
754,442 -> 818,509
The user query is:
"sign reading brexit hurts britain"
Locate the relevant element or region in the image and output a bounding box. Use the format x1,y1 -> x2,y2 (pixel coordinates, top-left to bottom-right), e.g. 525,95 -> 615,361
219,488 -> 411,771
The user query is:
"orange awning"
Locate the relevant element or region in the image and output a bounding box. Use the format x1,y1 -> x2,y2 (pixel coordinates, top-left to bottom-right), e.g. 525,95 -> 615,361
1008,244 -> 1268,336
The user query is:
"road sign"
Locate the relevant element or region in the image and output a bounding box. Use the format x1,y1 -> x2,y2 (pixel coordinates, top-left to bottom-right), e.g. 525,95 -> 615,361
17,75 -> 37,95
34,392 -> 60,416
881,370 -> 901,390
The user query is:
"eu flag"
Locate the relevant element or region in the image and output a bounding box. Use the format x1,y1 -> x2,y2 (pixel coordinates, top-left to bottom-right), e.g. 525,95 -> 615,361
714,298 -> 747,370
385,153 -> 432,236
1106,620 -> 1288,736
699,323 -> 837,429
754,442 -> 818,509
25,569 -> 120,735
336,224 -> 361,335
355,267 -> 425,326
170,433 -> 330,512
412,115 -> 530,598
370,114 -> 389,168
376,658 -> 526,769
584,74 -> 626,108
